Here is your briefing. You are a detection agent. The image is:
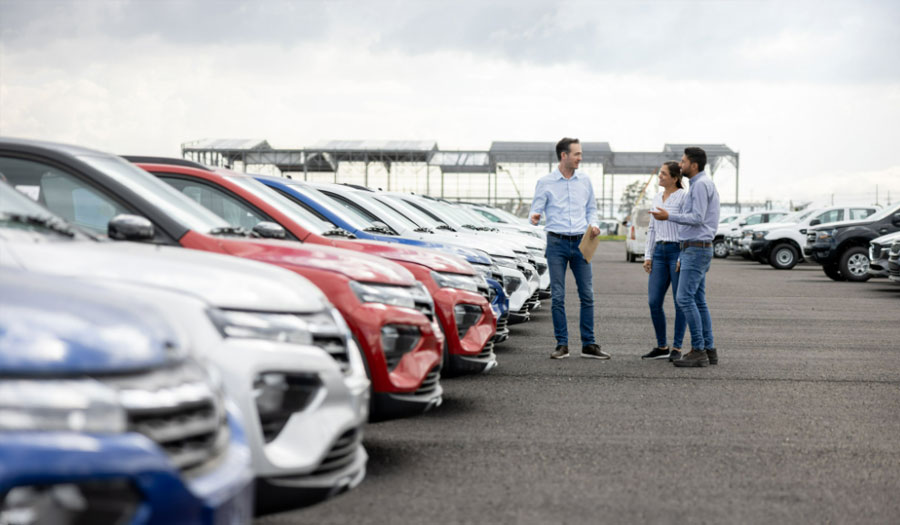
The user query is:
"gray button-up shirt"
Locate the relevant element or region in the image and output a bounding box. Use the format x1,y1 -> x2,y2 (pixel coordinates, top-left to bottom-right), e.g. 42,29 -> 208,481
668,171 -> 720,241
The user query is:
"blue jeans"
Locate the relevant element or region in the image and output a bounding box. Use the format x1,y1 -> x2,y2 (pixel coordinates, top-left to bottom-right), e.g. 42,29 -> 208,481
546,234 -> 595,346
675,246 -> 714,350
648,243 -> 686,349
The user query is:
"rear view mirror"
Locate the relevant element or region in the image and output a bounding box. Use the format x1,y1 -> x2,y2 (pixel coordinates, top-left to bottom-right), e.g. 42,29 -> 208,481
252,221 -> 286,239
809,219 -> 821,226
108,214 -> 154,241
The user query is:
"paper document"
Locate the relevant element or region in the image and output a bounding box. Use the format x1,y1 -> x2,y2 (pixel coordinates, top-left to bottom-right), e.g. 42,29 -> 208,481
579,229 -> 600,263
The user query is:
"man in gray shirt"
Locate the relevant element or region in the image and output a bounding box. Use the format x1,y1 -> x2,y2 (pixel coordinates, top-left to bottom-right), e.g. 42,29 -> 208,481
650,147 -> 720,367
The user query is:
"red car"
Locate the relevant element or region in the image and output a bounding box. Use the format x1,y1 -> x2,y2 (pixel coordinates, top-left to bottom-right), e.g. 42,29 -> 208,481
130,159 -> 497,378
3,139 -> 443,421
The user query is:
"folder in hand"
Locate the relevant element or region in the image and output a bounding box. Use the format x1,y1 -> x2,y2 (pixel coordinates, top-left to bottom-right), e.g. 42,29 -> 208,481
579,229 -> 601,263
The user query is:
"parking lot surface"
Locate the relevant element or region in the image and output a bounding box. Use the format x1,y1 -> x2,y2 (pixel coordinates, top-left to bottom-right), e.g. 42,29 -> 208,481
259,242 -> 900,524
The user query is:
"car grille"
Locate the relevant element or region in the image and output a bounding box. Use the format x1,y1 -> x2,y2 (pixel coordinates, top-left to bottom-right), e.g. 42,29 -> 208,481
300,311 -> 352,375
524,290 -> 541,311
414,297 -> 435,322
806,232 -> 817,245
871,244 -> 883,261
310,428 -> 363,476
414,366 -> 441,397
109,362 -> 227,476
477,340 -> 495,360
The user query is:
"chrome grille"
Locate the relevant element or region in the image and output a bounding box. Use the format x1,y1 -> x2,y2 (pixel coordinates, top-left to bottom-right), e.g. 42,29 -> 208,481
311,428 -> 363,476
806,232 -> 817,245
108,362 -> 227,476
496,312 -> 509,333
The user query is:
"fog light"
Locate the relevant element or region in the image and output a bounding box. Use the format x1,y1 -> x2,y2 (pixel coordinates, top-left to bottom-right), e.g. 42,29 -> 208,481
454,304 -> 483,339
381,325 -> 420,370
253,372 -> 321,443
1,480 -> 140,525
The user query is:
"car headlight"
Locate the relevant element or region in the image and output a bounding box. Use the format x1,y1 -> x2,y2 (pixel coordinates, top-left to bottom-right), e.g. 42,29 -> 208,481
753,231 -> 765,240
431,271 -> 481,293
494,256 -> 518,270
817,230 -> 834,241
207,308 -> 316,344
502,274 -> 523,296
253,372 -> 321,443
0,380 -> 126,433
349,281 -> 417,308
2,480 -> 140,525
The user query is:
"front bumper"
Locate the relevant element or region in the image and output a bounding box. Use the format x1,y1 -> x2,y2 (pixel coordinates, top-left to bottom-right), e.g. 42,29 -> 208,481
431,287 -> 497,373
0,411 -> 254,525
750,239 -> 770,258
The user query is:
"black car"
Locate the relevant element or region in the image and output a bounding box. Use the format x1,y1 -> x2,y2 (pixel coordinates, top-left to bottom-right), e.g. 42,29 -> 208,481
804,204 -> 900,282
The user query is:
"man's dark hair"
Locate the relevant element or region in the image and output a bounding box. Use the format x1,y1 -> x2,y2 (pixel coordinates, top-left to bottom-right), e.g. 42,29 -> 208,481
684,147 -> 707,172
556,138 -> 580,161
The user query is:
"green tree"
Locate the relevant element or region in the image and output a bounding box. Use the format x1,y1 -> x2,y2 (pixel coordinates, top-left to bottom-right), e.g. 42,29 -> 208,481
618,180 -> 650,218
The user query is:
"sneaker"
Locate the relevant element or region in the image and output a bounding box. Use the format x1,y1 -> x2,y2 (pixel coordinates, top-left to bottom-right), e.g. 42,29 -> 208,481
581,344 -> 611,360
642,347 -> 670,360
550,345 -> 569,359
668,349 -> 682,362
706,348 -> 718,365
673,349 -> 709,367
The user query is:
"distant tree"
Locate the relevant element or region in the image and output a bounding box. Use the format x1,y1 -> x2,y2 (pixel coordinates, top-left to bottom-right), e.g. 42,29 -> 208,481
618,180 -> 650,218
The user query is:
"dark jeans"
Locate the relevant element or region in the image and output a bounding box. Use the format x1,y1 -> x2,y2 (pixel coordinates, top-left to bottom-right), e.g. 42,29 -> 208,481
546,234 -> 595,346
675,245 -> 714,350
648,242 -> 686,349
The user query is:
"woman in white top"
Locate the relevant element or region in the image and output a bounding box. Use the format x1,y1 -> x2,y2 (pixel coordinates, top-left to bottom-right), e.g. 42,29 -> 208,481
641,162 -> 687,361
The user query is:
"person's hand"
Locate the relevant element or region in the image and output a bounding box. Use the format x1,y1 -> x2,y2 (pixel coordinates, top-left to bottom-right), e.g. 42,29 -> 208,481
590,225 -> 600,237
676,260 -> 681,273
649,207 -> 669,221
530,213 -> 541,225
642,259 -> 652,274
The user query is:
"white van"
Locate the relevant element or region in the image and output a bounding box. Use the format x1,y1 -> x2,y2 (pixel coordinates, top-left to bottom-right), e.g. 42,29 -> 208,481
625,206 -> 652,262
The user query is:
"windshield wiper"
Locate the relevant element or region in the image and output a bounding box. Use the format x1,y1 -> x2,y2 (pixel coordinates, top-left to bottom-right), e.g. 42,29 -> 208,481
363,226 -> 395,235
209,226 -> 251,237
0,212 -> 75,237
413,227 -> 435,234
323,227 -> 357,239
435,224 -> 455,232
462,223 -> 492,231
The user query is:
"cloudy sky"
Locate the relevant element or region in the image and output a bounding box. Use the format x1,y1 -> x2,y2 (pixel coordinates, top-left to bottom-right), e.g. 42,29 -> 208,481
1,0 -> 898,207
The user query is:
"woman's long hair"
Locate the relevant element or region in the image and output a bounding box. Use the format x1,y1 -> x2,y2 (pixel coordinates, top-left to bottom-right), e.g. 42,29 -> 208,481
664,161 -> 684,189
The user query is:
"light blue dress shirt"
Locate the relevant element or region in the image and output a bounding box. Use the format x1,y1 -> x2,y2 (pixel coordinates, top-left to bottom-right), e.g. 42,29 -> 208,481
667,171 -> 721,241
530,169 -> 598,235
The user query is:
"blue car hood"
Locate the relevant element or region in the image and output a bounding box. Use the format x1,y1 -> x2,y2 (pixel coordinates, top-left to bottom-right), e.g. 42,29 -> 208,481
0,271 -> 180,375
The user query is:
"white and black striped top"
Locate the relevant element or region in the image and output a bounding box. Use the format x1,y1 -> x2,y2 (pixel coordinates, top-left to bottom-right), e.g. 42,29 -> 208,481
645,188 -> 687,259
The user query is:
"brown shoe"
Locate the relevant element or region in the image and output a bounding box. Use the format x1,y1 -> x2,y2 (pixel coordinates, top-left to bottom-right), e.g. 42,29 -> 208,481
673,349 -> 709,367
550,345 -> 569,359
581,344 -> 610,360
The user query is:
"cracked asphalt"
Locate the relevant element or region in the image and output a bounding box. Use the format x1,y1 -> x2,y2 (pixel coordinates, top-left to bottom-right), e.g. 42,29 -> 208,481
257,241 -> 900,524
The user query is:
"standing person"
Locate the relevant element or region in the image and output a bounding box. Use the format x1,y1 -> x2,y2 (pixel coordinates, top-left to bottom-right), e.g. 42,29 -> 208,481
529,138 -> 610,360
649,147 -> 720,367
642,162 -> 688,361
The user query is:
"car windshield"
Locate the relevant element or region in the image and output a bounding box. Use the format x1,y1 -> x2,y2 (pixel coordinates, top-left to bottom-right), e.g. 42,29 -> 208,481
349,190 -> 422,231
864,203 -> 900,222
778,209 -> 816,223
374,194 -> 440,229
0,181 -> 91,239
486,206 -> 526,224
280,182 -> 371,230
719,215 -> 739,224
76,155 -> 230,233
226,175 -> 334,234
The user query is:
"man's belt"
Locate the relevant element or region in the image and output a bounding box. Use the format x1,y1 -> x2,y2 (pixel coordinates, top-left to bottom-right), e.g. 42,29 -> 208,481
680,240 -> 713,248
656,241 -> 679,245
548,231 -> 583,241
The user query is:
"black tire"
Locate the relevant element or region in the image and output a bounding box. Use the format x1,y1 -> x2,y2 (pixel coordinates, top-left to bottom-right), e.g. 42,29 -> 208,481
839,247 -> 871,282
713,240 -> 728,258
629,252 -> 637,263
823,264 -> 846,281
769,243 -> 799,270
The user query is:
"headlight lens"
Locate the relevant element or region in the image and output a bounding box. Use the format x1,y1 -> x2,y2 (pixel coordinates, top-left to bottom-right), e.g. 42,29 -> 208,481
454,304 -> 483,338
502,274 -> 523,296
817,230 -> 834,241
207,309 -> 315,344
349,281 -> 416,308
431,271 -> 481,293
494,256 -> 518,269
381,325 -> 421,370
0,380 -> 126,433
753,231 -> 765,239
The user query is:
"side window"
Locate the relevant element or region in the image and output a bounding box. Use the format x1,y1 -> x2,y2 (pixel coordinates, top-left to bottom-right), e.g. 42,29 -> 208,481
0,156 -> 128,235
475,209 -> 503,222
766,213 -> 786,222
849,208 -> 876,220
745,214 -> 763,225
158,176 -> 269,232
817,209 -> 844,224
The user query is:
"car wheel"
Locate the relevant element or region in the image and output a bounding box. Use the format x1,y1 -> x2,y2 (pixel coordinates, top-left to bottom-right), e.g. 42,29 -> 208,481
713,240 -> 728,258
823,263 -> 846,281
839,247 -> 871,282
770,243 -> 799,270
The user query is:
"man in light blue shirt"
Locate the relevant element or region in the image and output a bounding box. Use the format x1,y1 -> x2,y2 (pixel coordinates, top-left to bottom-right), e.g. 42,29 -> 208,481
650,147 -> 721,367
530,138 -> 609,361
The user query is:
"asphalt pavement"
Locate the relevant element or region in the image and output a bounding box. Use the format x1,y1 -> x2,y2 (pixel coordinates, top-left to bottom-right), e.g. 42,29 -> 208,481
258,242 -> 900,524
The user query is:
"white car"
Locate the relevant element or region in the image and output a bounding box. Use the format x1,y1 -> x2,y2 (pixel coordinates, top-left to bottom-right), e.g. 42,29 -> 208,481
625,205 -> 651,263
725,210 -> 789,258
869,231 -> 900,278
713,214 -> 741,257
0,182 -> 370,506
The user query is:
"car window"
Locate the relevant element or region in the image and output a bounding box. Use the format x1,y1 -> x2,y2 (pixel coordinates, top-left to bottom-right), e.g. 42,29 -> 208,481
817,209 -> 844,224
850,208 -> 876,220
159,176 -> 268,231
745,214 -> 763,225
473,208 -> 503,223
766,213 -> 786,222
0,156 -> 129,235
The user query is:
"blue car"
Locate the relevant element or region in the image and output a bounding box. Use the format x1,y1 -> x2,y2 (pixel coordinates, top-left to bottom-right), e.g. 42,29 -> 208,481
0,270 -> 254,524
255,175 -> 510,341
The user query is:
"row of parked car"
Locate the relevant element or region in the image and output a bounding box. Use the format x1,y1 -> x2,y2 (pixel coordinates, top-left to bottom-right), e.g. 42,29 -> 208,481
714,202 -> 900,283
0,137 -> 549,523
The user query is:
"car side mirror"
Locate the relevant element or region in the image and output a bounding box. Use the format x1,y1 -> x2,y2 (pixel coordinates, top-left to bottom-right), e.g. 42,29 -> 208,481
738,221 -> 747,227
809,219 -> 821,226
108,214 -> 154,241
252,221 -> 286,239
892,213 -> 900,227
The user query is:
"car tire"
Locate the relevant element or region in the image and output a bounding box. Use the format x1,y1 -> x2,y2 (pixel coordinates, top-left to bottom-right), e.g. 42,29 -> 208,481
713,240 -> 728,258
839,247 -> 871,282
770,243 -> 799,270
823,263 -> 846,281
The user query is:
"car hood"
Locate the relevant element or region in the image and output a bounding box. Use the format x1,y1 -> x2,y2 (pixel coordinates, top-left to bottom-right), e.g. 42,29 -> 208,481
418,230 -> 519,258
329,237 -> 475,275
872,231 -> 900,245
215,236 -> 417,285
810,217 -> 878,231
0,229 -> 328,313
0,269 -> 182,375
